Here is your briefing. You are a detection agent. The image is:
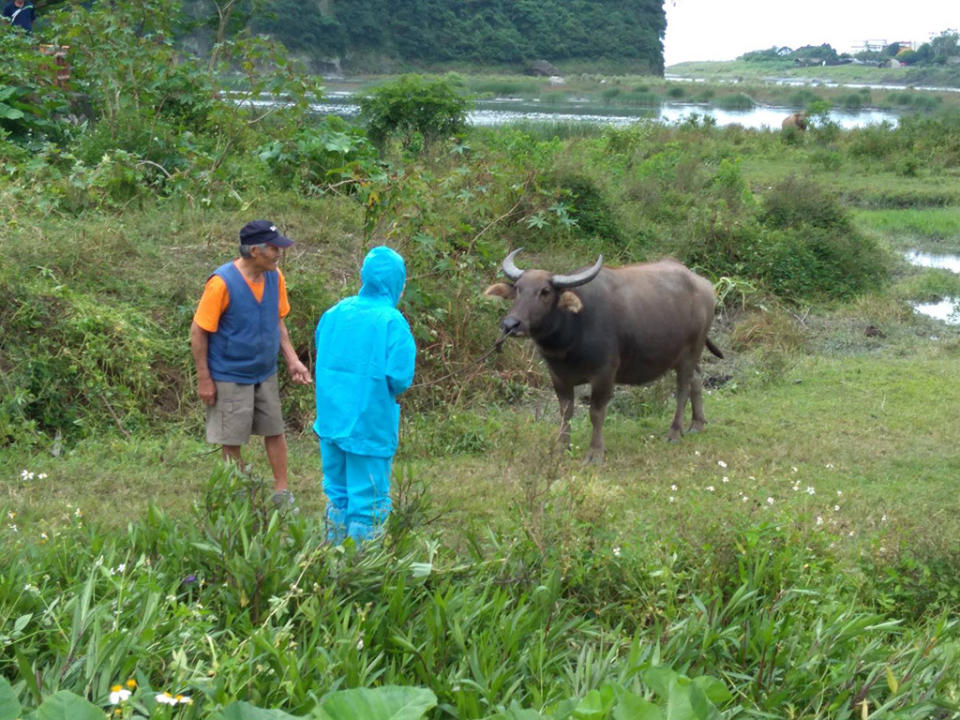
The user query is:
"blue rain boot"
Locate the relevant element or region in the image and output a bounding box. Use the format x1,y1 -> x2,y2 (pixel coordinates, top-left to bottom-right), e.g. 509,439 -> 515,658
325,505 -> 347,545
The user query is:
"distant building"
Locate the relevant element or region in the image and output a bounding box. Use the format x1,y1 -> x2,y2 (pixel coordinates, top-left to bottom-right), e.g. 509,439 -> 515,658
858,39 -> 888,53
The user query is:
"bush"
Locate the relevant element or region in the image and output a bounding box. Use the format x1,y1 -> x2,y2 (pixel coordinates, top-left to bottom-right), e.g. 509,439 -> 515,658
757,176 -> 890,299
716,92 -> 755,110
760,175 -> 851,233
256,116 -> 380,193
359,75 -> 470,149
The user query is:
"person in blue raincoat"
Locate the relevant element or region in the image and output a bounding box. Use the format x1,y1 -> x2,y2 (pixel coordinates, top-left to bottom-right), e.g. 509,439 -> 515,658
313,246 -> 417,544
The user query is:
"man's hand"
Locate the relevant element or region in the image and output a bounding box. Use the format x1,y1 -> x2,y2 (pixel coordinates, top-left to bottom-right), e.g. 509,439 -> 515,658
198,376 -> 217,405
288,359 -> 313,385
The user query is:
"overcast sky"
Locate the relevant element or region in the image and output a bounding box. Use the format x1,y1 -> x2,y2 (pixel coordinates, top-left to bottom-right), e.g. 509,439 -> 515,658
663,1 -> 958,66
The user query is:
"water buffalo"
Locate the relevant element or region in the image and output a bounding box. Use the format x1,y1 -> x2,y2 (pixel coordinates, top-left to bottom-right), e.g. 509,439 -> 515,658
782,112 -> 808,131
485,250 -> 723,462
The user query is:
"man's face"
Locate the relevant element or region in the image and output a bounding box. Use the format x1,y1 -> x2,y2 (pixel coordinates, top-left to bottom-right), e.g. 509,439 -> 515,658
252,243 -> 281,270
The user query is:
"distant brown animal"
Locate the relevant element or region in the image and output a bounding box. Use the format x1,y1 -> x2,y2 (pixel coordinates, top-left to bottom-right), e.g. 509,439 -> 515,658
782,112 -> 808,131
485,250 -> 723,463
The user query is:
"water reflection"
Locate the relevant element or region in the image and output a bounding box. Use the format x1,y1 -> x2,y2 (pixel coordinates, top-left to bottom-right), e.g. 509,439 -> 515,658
903,251 -> 960,325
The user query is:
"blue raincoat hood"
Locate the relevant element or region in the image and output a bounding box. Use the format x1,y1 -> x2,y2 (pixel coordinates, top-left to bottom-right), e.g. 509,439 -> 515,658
359,246 -> 406,306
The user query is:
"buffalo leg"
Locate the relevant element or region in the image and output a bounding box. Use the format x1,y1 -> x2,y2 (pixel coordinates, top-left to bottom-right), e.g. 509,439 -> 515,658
553,381 -> 575,451
587,380 -> 613,463
689,366 -> 706,432
669,363 -> 694,442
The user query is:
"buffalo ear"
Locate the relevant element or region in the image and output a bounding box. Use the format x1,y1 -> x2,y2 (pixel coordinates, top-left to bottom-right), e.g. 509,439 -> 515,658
558,291 -> 583,314
484,282 -> 516,300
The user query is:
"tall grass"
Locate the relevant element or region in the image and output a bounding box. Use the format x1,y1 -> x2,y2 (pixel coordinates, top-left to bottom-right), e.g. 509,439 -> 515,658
2,464 -> 958,718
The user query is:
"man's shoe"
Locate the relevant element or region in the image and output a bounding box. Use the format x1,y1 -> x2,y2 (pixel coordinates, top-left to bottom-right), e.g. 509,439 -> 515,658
271,489 -> 299,514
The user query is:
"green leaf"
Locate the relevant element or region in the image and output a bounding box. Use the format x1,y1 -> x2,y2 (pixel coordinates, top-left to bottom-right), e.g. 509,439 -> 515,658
35,691 -> 105,720
691,676 -> 732,706
0,677 -> 22,720
665,678 -> 720,720
573,686 -> 615,719
214,701 -> 303,720
13,614 -> 32,634
313,686 -> 437,720
643,667 -> 678,700
612,692 -> 663,720
0,105 -> 25,120
482,702 -> 545,720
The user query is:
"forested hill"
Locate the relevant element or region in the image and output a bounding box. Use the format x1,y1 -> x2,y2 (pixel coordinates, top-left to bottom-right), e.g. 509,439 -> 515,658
184,0 -> 666,74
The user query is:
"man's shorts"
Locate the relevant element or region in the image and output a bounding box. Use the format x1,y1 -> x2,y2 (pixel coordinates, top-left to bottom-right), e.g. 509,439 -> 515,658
205,373 -> 285,445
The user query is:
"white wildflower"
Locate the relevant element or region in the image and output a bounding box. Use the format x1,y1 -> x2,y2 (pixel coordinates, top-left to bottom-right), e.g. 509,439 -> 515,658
806,487 -> 815,495
670,484 -> 678,491
816,516 -> 823,525
20,469 -> 35,481
669,496 -> 676,503
722,476 -> 729,483
705,485 -> 715,492
834,505 -> 840,512
356,638 -> 364,651
791,466 -> 798,473
612,546 -> 621,557
766,497 -> 775,505
109,686 -> 131,704
156,692 -> 177,706
37,473 -> 48,480
717,460 -> 727,468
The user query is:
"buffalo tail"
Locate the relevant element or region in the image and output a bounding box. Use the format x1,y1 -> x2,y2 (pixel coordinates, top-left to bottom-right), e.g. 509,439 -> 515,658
705,338 -> 724,359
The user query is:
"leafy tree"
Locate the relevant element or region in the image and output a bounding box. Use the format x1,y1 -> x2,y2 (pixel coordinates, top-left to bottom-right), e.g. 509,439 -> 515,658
358,74 -> 468,149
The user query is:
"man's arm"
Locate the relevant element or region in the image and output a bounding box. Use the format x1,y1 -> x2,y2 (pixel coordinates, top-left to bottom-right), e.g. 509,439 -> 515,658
189,321 -> 217,405
279,319 -> 312,385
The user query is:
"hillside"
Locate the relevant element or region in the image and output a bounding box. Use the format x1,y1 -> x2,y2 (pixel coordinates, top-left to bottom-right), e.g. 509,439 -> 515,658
180,0 -> 666,74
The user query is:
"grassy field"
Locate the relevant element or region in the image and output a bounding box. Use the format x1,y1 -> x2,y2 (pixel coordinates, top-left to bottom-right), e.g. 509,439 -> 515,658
4,93 -> 960,717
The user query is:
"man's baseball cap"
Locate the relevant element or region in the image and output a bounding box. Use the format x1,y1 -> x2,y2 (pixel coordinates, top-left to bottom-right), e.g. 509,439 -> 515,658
239,220 -> 294,248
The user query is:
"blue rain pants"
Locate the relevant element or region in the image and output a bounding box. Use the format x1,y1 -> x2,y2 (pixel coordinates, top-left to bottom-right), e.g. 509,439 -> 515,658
320,438 -> 392,544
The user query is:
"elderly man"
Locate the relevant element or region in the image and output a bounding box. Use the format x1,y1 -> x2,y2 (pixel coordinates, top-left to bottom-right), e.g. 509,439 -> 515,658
190,220 -> 312,507
2,0 -> 35,32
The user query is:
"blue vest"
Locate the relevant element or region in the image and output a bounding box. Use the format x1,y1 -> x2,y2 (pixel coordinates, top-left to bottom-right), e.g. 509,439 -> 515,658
207,262 -> 280,384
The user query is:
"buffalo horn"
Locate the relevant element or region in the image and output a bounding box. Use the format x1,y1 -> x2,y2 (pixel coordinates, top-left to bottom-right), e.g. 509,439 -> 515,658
501,248 -> 525,280
551,255 -> 603,289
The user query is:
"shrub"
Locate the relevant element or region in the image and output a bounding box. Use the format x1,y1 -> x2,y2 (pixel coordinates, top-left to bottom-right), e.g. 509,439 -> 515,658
256,116 -> 380,193
359,74 -> 469,149
757,177 -> 890,299
759,174 -> 851,233
716,92 -> 755,110
547,172 -> 624,243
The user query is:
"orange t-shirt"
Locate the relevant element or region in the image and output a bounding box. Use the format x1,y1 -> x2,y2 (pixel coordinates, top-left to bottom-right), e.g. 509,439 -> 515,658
193,262 -> 291,333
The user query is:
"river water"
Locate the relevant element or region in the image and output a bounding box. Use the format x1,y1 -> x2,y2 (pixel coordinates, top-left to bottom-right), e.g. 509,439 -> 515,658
257,91 -> 897,130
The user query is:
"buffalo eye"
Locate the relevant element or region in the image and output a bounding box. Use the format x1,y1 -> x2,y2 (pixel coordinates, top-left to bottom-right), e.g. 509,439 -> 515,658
539,287 -> 551,298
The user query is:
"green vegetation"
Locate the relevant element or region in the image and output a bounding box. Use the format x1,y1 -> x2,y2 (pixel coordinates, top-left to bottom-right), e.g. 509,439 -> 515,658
179,0 -> 666,74
3,2 -> 960,719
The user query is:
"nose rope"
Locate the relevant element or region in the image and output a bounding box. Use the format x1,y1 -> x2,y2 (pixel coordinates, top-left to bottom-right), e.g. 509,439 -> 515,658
409,328 -> 515,390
